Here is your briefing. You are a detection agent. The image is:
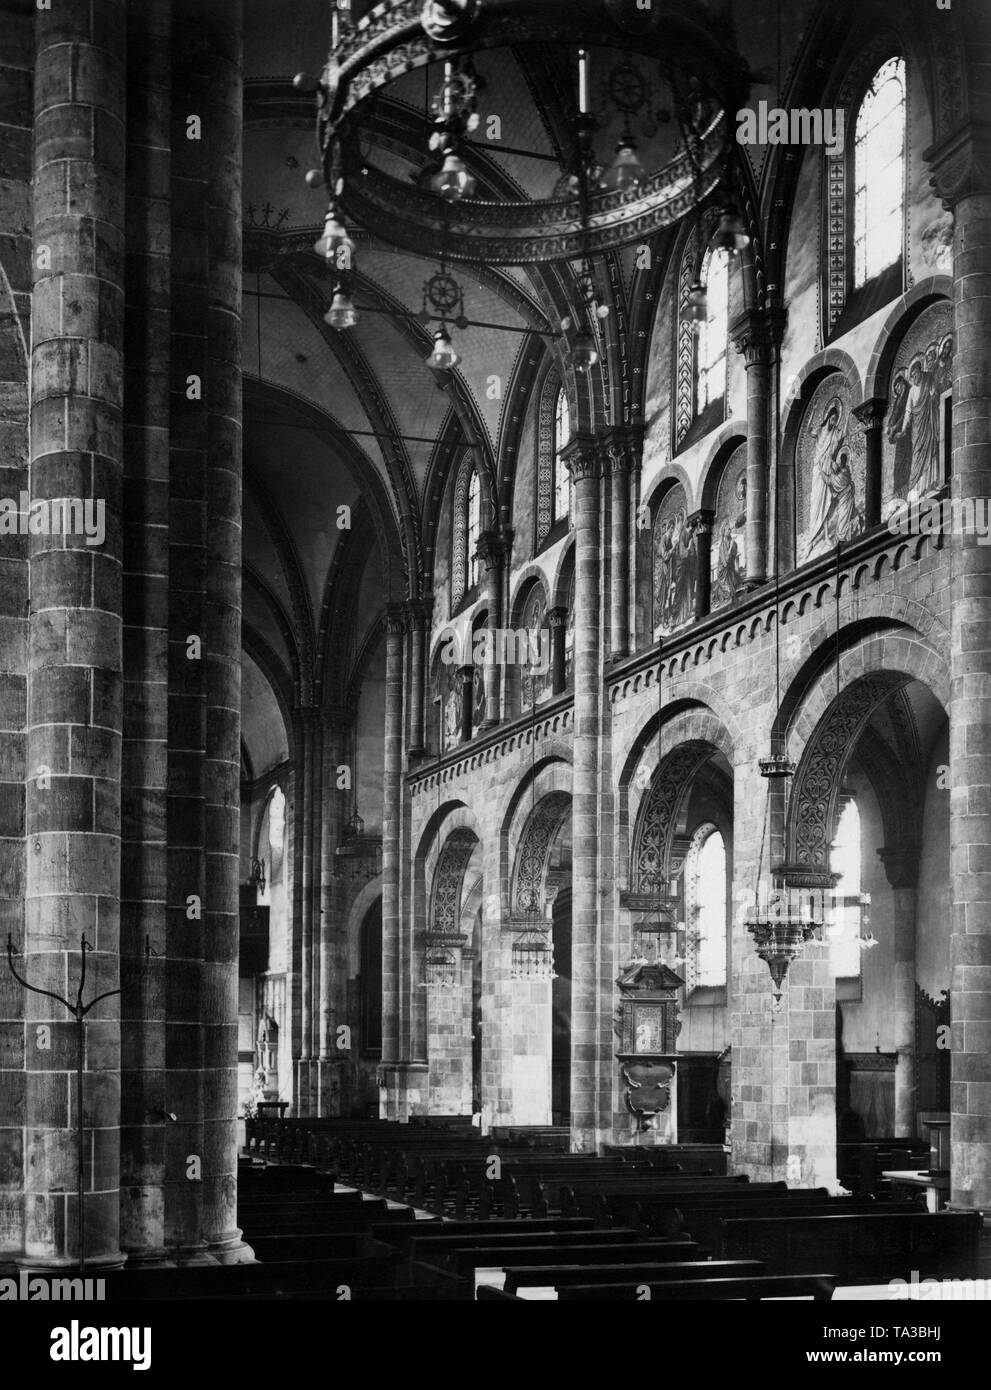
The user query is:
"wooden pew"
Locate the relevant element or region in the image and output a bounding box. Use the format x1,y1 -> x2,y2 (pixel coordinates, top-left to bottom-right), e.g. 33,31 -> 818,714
557,1274 -> 837,1301
503,1258 -> 765,1293
717,1209 -> 982,1281
650,1196 -> 924,1246
371,1216 -> 597,1248
601,1144 -> 729,1175
445,1240 -> 703,1278
408,1227 -> 647,1273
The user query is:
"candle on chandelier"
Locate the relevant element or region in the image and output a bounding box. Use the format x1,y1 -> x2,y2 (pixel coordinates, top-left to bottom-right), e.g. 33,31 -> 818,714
578,49 -> 589,114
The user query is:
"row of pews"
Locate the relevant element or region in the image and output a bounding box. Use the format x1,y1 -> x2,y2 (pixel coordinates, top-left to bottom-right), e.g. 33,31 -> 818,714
85,1121 -> 979,1301
229,1119 -> 982,1301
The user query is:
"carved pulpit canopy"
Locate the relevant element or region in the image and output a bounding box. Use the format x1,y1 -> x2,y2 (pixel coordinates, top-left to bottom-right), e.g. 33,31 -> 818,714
615,961 -> 683,1059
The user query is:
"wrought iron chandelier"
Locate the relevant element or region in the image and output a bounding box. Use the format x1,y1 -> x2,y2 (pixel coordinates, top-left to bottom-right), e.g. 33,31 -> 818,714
511,887 -> 556,982
744,885 -> 820,1005
333,804 -> 383,883
296,0 -> 751,266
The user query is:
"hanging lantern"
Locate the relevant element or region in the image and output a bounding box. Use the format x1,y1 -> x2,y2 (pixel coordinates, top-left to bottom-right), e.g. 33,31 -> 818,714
314,208 -> 355,269
601,137 -> 644,193
745,887 -> 821,1002
571,330 -> 599,373
712,207 -> 750,254
758,751 -> 796,779
426,326 -> 461,370
680,279 -> 707,326
510,925 -> 556,981
629,890 -> 679,966
325,287 -> 358,330
430,146 -> 477,200
419,943 -> 459,990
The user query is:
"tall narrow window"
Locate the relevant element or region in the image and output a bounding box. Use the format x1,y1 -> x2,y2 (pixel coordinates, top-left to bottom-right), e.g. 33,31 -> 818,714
696,247 -> 729,415
684,824 -> 727,990
553,388 -> 571,523
853,57 -> 905,289
467,469 -> 481,589
829,797 -> 863,979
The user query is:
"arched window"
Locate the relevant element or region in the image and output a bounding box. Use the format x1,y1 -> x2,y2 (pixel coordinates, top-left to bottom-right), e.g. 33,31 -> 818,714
853,57 -> 905,289
553,388 -> 571,523
829,796 -> 863,979
452,457 -> 482,606
696,247 -> 729,415
467,470 -> 481,589
684,824 -> 727,990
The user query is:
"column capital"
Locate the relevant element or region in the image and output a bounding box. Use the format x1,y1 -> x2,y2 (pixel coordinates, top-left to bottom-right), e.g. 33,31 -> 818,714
687,507 -> 715,536
321,703 -> 355,730
853,397 -> 888,432
457,663 -> 474,684
925,118 -> 991,209
730,307 -> 785,366
562,433 -> 603,483
291,705 -> 321,745
877,845 -> 922,890
404,596 -> 432,630
384,603 -> 407,636
475,528 -> 508,569
547,605 -> 568,628
602,427 -> 643,476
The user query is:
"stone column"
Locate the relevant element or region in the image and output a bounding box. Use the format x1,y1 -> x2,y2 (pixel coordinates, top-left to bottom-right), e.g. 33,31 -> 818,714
0,0 -> 32,1266
379,606 -> 406,1117
317,705 -> 353,1115
853,398 -> 886,529
290,706 -> 318,1115
563,436 -> 604,1151
165,1 -> 209,1264
407,601 -> 428,756
200,0 -> 249,1264
119,0 -> 172,1268
605,438 -> 633,661
688,509 -> 714,621
731,310 -> 772,587
928,120 -> 991,1210
548,607 -> 567,696
458,663 -> 474,744
476,533 -> 504,727
878,846 -> 919,1138
25,0 -> 126,1271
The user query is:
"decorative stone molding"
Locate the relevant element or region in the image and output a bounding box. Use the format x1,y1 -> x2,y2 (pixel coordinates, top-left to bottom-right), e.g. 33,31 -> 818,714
877,844 -> 922,890
925,120 -> 991,210
475,528 -> 507,572
562,434 -> 602,484
852,397 -> 888,433
730,307 -> 779,368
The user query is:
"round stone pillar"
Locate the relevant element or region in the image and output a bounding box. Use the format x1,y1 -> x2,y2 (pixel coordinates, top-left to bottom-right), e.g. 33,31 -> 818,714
929,121 -> 991,1210
731,310 -> 773,587
200,0 -> 249,1264
878,847 -> 920,1138
407,601 -> 428,755
548,607 -> 567,696
119,0 -> 172,1269
476,533 -> 505,727
605,437 -> 634,662
563,436 -> 604,1150
379,606 -> 407,1116
290,706 -> 318,1115
688,509 -> 714,621
852,398 -> 886,529
317,705 -> 353,1115
25,0 -> 127,1270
